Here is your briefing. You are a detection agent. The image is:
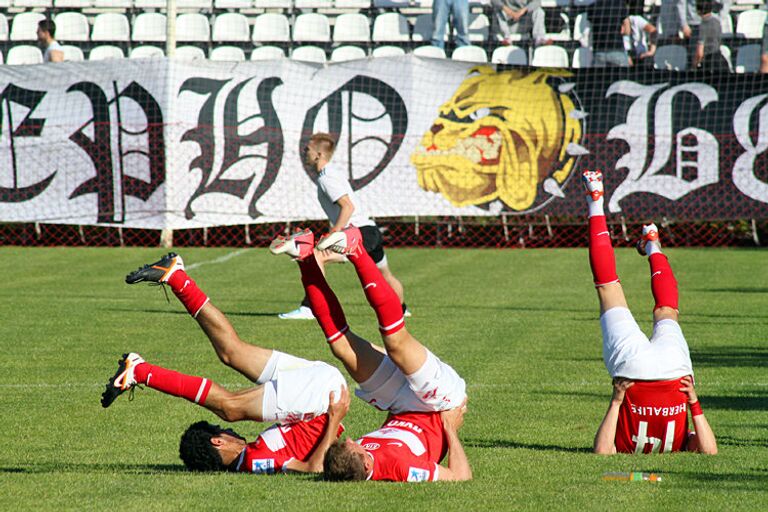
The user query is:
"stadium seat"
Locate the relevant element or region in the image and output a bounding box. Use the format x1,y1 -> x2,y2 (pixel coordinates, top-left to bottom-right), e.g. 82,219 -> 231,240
0,51 -> 3,64
176,13 -> 211,42
412,14 -> 436,43
291,45 -> 327,63
372,45 -> 406,57
253,0 -> 292,7
174,46 -> 206,60
132,13 -> 167,43
531,45 -> 569,67
573,13 -> 591,47
252,14 -> 291,44
334,0 -> 371,8
720,12 -> 734,39
93,0 -> 131,6
177,0 -> 214,7
0,14 -> 8,42
452,45 -> 487,63
212,13 -> 250,43
413,45 -> 446,59
13,0 -> 52,7
10,12 -> 46,42
215,0 -> 252,7
654,44 -> 687,70
571,47 -> 593,68
735,9 -> 767,39
547,13 -> 571,42
61,45 -> 84,61
251,45 -> 286,60
89,45 -> 125,60
330,45 -> 367,62
130,45 -> 165,59
372,13 -> 410,43
134,0 -> 167,7
54,0 -> 92,7
54,12 -> 90,42
720,45 -> 733,72
735,43 -> 761,73
333,13 -> 370,43
293,14 -> 331,43
454,13 -> 489,43
210,46 -> 246,61
491,45 -> 527,65
295,0 -> 333,8
6,45 -> 43,65
0,0 -> 8,7
92,13 -> 131,43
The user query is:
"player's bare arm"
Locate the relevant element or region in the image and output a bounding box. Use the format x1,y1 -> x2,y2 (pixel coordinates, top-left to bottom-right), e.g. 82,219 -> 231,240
286,387 -> 351,473
593,378 -> 633,455
330,194 -> 355,233
679,377 -> 718,455
436,400 -> 472,481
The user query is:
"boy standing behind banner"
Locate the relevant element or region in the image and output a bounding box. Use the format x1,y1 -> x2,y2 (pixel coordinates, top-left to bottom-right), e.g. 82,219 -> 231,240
278,133 -> 409,320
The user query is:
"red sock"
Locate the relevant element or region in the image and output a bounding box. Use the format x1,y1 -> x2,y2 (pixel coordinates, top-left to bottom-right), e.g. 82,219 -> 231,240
649,253 -> 678,310
134,362 -> 212,405
589,216 -> 619,287
347,248 -> 404,336
167,270 -> 209,317
299,256 -> 349,343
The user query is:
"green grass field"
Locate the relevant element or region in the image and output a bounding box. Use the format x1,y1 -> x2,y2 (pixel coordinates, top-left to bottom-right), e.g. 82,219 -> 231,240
1,246 -> 766,511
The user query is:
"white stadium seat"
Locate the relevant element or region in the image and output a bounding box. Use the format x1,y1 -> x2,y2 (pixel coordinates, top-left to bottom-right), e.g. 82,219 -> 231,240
54,0 -> 92,7
215,0 -> 253,7
0,14 -> 8,42
133,13 -> 167,42
720,12 -> 734,39
177,0 -> 214,7
174,46 -> 206,60
333,13 -> 370,43
54,12 -> 90,42
253,0 -> 292,7
736,9 -> 767,39
89,45 -> 125,61
92,13 -> 131,42
491,45 -> 527,65
176,13 -> 211,42
293,14 -> 331,43
10,12 -> 46,42
134,0 -> 167,7
330,45 -> 367,62
61,45 -> 84,61
572,47 -> 593,68
372,45 -> 406,57
210,46 -> 246,61
412,14 -> 435,43
451,45 -> 487,63
6,45 -> 43,65
212,13 -> 250,43
0,51 -> 3,64
654,44 -> 687,70
13,0 -> 52,7
735,43 -> 761,73
291,45 -> 327,63
130,45 -> 165,59
372,13 -> 410,43
413,45 -> 446,59
334,0 -> 371,8
94,0 -> 132,6
251,45 -> 286,60
531,45 -> 569,67
295,0 -> 332,8
547,13 -> 571,42
720,45 -> 733,72
573,13 -> 591,47
462,13 -> 490,43
252,14 -> 291,43
0,0 -> 8,6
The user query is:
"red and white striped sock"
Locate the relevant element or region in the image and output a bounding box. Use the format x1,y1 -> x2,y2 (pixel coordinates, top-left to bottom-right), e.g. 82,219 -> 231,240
649,253 -> 678,310
133,362 -> 212,405
299,255 -> 349,343
589,215 -> 619,287
347,248 -> 404,335
167,270 -> 209,318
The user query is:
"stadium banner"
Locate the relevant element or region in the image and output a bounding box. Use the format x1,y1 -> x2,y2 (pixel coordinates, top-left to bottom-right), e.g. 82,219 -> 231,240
1,56 -> 767,229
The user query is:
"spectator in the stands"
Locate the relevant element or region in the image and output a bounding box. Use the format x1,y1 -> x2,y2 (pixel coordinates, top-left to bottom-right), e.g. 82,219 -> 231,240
692,0 -> 729,72
37,19 -> 64,63
761,8 -> 768,73
491,0 -> 553,47
431,0 -> 470,50
659,0 -> 701,66
585,0 -> 631,67
625,0 -> 657,68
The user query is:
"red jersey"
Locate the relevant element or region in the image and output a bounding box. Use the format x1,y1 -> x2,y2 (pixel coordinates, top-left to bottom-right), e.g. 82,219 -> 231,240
233,414 -> 343,474
615,378 -> 691,454
358,412 -> 447,482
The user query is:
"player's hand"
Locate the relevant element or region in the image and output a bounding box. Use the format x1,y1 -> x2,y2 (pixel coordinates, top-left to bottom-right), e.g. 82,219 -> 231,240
328,386 -> 350,422
441,398 -> 467,433
611,378 -> 634,403
679,376 -> 698,404
682,25 -> 692,39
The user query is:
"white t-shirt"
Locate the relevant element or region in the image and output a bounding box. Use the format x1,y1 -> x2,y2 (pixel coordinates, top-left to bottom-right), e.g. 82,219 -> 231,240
44,40 -> 64,62
316,164 -> 375,228
625,15 -> 650,57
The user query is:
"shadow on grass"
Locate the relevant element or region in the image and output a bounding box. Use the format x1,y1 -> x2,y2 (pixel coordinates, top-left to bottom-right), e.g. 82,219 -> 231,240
692,346 -> 768,368
101,307 -> 285,317
691,287 -> 768,294
661,469 -> 768,488
716,435 -> 768,448
0,462 -> 187,474
465,438 -> 591,454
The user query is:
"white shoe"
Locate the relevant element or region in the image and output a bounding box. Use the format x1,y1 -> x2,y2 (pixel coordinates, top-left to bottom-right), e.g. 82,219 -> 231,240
101,352 -> 145,408
278,305 -> 316,320
316,226 -> 363,255
403,308 -> 412,318
581,170 -> 604,201
269,229 -> 315,261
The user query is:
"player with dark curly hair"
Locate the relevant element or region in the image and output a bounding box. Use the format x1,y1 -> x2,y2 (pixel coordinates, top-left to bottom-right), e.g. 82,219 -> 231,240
101,253 -> 349,474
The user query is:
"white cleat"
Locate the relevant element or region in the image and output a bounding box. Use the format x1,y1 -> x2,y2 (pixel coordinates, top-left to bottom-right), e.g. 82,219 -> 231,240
269,229 -> 315,261
278,305 -> 316,320
316,226 -> 363,255
581,170 -> 604,201
636,223 -> 661,255
101,352 -> 145,408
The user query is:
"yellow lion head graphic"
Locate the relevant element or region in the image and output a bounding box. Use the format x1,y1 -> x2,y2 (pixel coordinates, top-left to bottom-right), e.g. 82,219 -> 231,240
411,67 -> 585,212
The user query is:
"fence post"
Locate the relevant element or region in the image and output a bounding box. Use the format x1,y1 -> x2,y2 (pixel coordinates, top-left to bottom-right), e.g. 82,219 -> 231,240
166,0 -> 177,57
751,218 -> 760,246
160,228 -> 174,248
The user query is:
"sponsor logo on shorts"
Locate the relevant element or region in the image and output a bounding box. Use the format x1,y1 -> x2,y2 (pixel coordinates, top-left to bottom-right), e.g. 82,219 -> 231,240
362,442 -> 380,451
407,467 -> 430,482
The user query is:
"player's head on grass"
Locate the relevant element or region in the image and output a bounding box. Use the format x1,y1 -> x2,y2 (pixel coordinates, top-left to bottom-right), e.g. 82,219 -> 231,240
305,133 -> 337,171
323,439 -> 369,481
179,421 -> 246,472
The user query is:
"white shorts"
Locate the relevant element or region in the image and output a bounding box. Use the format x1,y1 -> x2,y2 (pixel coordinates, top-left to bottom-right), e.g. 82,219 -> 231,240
260,352 -> 346,424
601,307 -> 693,380
355,350 -> 466,414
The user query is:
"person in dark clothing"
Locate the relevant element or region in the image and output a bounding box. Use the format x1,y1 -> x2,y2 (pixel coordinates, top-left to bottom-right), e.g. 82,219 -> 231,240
692,0 -> 729,72
586,0 -> 631,67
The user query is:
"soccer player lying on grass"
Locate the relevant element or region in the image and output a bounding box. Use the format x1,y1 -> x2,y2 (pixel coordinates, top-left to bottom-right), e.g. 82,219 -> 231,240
100,253 -> 349,474
582,170 -> 717,455
271,227 -> 472,482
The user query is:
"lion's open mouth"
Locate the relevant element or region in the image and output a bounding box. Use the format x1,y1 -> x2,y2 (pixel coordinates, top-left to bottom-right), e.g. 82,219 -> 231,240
421,126 -> 503,166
